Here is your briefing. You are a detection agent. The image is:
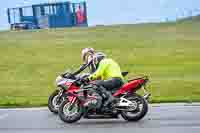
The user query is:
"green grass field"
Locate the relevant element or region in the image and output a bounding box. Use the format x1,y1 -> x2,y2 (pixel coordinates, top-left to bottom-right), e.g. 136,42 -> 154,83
0,17 -> 200,107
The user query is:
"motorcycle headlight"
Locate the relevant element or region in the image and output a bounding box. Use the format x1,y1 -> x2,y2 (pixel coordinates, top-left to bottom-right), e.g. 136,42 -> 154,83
55,75 -> 63,86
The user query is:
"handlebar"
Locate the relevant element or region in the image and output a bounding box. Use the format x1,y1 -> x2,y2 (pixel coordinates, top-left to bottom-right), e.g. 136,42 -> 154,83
61,72 -> 76,79
75,76 -> 89,84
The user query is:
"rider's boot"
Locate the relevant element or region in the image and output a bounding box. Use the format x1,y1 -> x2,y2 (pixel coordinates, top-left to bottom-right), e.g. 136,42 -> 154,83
102,90 -> 116,107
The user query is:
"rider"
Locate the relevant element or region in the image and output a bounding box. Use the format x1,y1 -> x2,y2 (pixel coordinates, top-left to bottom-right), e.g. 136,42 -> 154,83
72,48 -> 97,76
85,52 -> 124,107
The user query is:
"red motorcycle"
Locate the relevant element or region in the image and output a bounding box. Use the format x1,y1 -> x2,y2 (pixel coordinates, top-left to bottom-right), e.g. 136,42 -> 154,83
48,71 -> 90,114
58,72 -> 151,123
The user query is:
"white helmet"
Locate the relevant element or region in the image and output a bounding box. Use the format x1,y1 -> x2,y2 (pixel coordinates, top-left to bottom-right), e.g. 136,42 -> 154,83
92,52 -> 106,68
81,48 -> 95,64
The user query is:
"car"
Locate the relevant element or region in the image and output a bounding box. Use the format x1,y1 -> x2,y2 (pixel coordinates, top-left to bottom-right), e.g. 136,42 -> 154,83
11,21 -> 39,30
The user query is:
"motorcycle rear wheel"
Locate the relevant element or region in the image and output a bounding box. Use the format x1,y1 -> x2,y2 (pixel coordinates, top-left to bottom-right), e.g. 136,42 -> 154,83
121,93 -> 148,121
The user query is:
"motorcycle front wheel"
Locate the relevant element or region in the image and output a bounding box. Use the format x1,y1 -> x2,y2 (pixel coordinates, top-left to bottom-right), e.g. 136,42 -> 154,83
58,98 -> 83,123
48,90 -> 64,114
121,93 -> 148,121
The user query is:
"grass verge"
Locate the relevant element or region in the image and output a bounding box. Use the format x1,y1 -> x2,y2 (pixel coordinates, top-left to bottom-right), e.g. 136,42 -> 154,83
1,17 -> 200,107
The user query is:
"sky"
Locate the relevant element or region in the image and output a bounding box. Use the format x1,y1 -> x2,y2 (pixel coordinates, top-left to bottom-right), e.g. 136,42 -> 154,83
1,0 -> 200,30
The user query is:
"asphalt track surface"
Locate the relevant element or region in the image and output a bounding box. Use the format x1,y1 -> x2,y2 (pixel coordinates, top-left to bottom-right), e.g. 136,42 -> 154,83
0,103 -> 200,133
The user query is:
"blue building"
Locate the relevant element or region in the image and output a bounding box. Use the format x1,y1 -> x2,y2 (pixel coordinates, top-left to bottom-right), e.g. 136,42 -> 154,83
7,1 -> 88,30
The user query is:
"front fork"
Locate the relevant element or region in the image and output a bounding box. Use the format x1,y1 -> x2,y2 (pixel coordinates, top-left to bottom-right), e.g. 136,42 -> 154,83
56,88 -> 65,104
58,88 -> 64,97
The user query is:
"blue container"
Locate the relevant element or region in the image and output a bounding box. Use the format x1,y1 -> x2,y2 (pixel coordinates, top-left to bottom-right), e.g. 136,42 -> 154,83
7,1 -> 88,30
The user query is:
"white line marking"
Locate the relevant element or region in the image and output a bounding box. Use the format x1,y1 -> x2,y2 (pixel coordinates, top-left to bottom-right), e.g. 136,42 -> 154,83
0,114 -> 9,120
0,107 -> 47,111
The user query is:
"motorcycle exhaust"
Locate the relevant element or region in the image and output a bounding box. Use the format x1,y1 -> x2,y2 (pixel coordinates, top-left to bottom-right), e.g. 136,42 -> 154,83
141,85 -> 151,100
143,93 -> 151,100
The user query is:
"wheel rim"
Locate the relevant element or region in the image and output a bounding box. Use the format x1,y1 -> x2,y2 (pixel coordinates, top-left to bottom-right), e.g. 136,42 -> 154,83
123,97 -> 144,117
52,95 -> 61,110
63,102 -> 79,119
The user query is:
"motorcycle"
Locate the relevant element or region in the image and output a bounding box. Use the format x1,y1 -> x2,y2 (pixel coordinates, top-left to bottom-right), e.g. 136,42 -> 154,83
48,70 -> 90,114
47,70 -> 129,114
58,72 -> 151,123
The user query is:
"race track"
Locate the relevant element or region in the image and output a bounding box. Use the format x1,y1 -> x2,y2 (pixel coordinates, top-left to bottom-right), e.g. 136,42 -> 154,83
0,103 -> 200,133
